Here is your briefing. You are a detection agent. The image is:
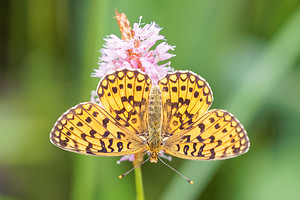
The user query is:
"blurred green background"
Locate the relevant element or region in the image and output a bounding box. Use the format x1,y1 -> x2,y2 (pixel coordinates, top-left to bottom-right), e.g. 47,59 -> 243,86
1,0 -> 300,200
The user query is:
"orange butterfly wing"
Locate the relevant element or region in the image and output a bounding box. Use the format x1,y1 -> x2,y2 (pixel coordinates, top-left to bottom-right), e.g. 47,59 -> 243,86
97,69 -> 152,136
163,109 -> 249,160
158,71 -> 213,136
50,102 -> 145,156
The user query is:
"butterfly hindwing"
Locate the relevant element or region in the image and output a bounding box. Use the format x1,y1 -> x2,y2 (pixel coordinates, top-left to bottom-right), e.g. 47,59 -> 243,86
158,71 -> 213,136
163,109 -> 249,160
97,69 -> 152,135
50,102 -> 145,156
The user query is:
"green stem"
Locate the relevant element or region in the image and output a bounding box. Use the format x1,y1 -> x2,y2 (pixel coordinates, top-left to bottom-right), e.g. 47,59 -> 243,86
133,153 -> 145,200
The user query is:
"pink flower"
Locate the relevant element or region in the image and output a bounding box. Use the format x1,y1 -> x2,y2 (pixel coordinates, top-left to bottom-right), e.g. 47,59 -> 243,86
92,16 -> 175,84
116,154 -> 136,164
90,90 -> 101,105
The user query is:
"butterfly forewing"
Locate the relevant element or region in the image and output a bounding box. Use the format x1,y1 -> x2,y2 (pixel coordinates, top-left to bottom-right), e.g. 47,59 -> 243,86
50,102 -> 145,156
158,71 -> 213,136
163,109 -> 249,160
97,69 -> 152,135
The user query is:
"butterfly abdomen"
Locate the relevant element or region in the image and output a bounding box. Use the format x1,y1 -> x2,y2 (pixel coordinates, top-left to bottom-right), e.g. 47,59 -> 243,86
147,85 -> 163,162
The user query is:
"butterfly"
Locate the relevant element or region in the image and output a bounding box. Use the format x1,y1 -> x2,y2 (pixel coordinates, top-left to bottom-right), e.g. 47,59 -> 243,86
50,69 -> 249,164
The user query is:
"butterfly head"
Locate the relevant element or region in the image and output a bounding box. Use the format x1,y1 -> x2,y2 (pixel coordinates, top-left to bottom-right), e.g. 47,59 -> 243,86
146,144 -> 162,163
149,151 -> 159,163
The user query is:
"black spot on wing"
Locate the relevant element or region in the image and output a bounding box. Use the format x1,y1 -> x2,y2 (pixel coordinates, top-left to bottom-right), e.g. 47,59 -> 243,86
216,140 -> 222,147
209,149 -> 215,159
209,135 -> 215,143
127,142 -> 132,149
232,146 -> 240,154
59,138 -> 68,147
117,142 -> 123,152
183,145 -> 189,155
117,132 -> 125,139
136,86 -> 142,91
196,135 -> 205,142
121,96 -> 127,102
85,117 -> 92,123
198,123 -> 205,133
181,135 -> 191,143
86,143 -> 95,155
108,139 -> 114,152
176,144 -> 180,151
102,131 -> 110,138
116,108 -> 126,114
112,87 -> 118,94
98,139 -> 107,153
93,112 -> 99,117
191,143 -> 197,156
81,133 -> 87,140
197,144 -> 205,157
89,129 -> 96,137
163,87 -> 168,92
102,118 -> 109,128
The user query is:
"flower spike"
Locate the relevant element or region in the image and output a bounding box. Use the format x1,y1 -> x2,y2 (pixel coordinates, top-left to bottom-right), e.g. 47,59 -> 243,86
115,9 -> 134,41
92,10 -> 175,84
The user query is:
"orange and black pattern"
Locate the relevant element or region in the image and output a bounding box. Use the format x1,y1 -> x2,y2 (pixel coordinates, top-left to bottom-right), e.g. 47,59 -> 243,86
163,109 -> 249,160
50,69 -> 249,161
50,102 -> 145,156
97,69 -> 151,136
158,71 -> 213,136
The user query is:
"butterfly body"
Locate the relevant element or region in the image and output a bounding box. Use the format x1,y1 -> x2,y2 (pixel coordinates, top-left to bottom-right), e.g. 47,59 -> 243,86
50,69 -> 249,162
147,85 -> 163,163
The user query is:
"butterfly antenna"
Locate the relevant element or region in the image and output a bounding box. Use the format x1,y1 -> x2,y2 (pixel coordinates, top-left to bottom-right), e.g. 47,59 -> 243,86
158,157 -> 194,184
119,157 -> 150,179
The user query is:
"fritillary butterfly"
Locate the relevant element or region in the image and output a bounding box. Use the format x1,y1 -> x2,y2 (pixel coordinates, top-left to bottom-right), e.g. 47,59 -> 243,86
50,69 -> 249,162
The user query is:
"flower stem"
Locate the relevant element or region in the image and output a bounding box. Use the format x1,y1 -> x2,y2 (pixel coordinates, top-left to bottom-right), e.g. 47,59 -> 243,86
133,153 -> 145,200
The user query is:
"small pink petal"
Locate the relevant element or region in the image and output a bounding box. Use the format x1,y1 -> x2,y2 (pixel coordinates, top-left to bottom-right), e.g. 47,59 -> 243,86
128,154 -> 135,162
116,154 -> 136,164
